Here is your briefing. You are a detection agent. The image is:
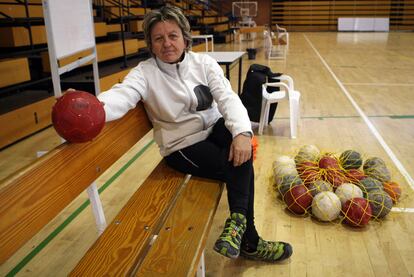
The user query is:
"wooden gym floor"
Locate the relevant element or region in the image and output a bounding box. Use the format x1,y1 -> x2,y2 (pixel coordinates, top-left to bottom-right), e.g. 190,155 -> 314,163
1,32 -> 413,276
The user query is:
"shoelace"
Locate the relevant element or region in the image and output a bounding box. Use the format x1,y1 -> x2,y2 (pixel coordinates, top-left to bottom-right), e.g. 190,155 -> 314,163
230,225 -> 241,237
223,220 -> 240,236
258,240 -> 282,259
221,218 -> 245,245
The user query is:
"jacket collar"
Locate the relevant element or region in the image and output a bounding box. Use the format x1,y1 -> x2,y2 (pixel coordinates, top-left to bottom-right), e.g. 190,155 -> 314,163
155,51 -> 189,77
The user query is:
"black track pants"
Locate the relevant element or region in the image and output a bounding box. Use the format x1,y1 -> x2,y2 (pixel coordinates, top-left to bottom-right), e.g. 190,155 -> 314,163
164,118 -> 259,243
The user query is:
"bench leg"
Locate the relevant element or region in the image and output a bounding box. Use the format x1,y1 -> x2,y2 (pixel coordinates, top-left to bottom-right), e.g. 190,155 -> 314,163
87,182 -> 107,235
196,251 -> 206,277
36,151 -> 48,157
37,150 -> 109,235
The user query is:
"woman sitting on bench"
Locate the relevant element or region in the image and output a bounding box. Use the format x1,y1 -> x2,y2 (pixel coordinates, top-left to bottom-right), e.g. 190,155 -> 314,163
98,6 -> 292,263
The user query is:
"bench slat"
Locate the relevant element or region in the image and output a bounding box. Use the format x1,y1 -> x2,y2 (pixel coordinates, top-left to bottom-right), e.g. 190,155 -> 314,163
239,26 -> 266,33
135,177 -> 224,276
70,161 -> 188,276
0,104 -> 151,265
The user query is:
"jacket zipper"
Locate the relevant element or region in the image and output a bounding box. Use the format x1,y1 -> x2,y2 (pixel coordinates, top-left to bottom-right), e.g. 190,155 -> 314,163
176,64 -> 206,130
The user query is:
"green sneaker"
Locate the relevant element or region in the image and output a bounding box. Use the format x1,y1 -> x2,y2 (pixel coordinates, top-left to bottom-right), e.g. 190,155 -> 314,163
213,213 -> 247,259
240,237 -> 293,262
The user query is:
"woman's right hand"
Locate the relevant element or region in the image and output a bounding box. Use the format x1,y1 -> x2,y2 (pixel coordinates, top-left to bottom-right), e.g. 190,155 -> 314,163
228,133 -> 252,167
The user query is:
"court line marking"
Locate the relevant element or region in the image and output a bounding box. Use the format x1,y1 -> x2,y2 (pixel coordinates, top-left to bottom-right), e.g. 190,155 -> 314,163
303,34 -> 414,191
343,83 -> 414,87
6,139 -> 155,277
273,115 -> 414,120
391,207 -> 414,213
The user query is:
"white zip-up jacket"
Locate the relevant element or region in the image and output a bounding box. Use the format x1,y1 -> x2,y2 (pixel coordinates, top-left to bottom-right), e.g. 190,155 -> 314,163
98,51 -> 252,156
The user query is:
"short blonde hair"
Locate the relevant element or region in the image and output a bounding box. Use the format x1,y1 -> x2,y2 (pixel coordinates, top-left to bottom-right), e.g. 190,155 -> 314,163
143,6 -> 192,57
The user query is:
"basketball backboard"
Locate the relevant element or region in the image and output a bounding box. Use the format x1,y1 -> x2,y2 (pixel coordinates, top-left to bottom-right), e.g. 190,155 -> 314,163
232,2 -> 258,19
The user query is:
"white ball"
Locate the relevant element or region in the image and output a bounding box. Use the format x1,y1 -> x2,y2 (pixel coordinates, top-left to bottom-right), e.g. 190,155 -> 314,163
274,165 -> 298,185
274,164 -> 298,177
335,183 -> 363,206
297,145 -> 320,162
274,156 -> 295,169
299,144 -> 320,156
312,191 -> 341,221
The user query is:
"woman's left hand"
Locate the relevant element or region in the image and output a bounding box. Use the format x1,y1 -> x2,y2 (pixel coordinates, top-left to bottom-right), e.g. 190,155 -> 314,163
228,133 -> 252,167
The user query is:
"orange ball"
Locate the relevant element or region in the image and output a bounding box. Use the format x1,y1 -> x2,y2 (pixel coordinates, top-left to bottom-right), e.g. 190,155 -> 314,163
383,181 -> 402,203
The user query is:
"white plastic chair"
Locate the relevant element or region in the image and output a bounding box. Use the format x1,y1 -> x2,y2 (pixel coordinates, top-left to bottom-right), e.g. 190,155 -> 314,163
275,24 -> 289,48
258,75 -> 300,138
263,28 -> 287,60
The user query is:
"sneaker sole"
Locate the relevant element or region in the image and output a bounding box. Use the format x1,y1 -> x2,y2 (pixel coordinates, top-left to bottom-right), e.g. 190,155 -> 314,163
240,246 -> 293,263
213,244 -> 239,259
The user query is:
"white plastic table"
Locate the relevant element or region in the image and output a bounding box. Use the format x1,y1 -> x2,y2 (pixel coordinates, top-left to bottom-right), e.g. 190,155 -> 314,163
192,35 -> 214,52
201,51 -> 246,95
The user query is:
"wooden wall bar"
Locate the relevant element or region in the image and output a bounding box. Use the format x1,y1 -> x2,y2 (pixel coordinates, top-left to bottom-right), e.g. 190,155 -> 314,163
0,67 -> 136,149
271,0 -> 414,31
40,39 -> 146,72
0,23 -> 107,48
0,97 -> 55,149
104,7 -> 146,18
0,4 -> 43,18
0,58 -> 30,88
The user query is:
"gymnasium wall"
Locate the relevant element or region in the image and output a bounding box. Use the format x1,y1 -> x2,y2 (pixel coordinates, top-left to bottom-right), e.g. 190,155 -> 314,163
220,0 -> 413,31
270,0 -> 414,31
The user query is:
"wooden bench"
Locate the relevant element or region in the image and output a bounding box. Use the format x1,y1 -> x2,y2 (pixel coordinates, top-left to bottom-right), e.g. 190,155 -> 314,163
238,26 -> 266,35
0,103 -> 224,276
238,26 -> 266,42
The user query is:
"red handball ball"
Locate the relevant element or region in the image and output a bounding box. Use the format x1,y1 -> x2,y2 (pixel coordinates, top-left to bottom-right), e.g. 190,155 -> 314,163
324,169 -> 347,189
52,90 -> 105,143
346,169 -> 366,183
297,161 -> 318,174
319,155 -> 340,169
300,168 -> 320,186
284,184 -> 313,215
342,197 -> 372,227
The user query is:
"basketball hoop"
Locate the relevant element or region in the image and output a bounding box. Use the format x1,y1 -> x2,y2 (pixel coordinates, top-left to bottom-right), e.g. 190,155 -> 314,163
232,2 -> 258,27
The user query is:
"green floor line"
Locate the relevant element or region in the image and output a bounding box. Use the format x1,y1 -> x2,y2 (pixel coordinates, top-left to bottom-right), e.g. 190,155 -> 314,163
6,139 -> 155,277
389,115 -> 414,119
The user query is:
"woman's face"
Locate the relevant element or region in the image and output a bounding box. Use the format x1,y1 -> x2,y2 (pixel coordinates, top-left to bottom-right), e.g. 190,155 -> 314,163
150,20 -> 186,63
